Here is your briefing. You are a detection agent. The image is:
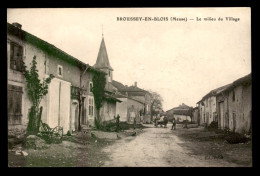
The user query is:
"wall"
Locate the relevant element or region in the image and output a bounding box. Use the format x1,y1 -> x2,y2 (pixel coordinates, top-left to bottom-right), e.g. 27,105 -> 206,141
204,96 -> 217,125
192,109 -> 199,123
174,114 -> 191,122
216,84 -> 251,133
8,34 -> 47,132
116,98 -> 128,121
227,85 -> 251,133
198,100 -> 206,125
100,101 -> 117,122
47,54 -> 81,87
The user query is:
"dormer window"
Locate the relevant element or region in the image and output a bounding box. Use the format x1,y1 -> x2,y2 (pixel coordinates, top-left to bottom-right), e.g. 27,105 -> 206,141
58,65 -> 63,77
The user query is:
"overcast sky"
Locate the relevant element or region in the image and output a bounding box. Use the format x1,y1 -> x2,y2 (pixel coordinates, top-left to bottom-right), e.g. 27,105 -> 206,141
7,8 -> 251,111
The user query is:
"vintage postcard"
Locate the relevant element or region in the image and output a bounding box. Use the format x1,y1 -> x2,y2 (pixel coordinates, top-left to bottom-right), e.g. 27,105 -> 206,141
7,8 -> 251,167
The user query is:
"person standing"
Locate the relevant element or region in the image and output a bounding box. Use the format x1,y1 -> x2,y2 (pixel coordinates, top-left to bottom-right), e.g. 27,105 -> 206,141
172,117 -> 176,130
115,114 -> 120,132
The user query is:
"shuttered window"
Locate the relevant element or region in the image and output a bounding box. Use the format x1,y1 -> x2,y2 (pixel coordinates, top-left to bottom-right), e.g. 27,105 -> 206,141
8,85 -> 23,124
10,42 -> 23,72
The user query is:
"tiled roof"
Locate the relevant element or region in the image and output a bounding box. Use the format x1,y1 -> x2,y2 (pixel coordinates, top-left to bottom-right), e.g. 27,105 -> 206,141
111,80 -> 126,90
197,73 -> 251,103
218,73 -> 251,94
172,103 -> 191,110
115,93 -> 145,104
94,37 -> 113,70
104,92 -> 122,102
7,23 -> 103,74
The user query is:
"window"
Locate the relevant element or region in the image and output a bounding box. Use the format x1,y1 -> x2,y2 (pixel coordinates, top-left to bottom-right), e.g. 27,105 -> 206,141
57,65 -> 63,77
89,82 -> 93,92
109,71 -> 110,77
8,84 -> 23,124
88,97 -> 94,116
10,42 -> 23,72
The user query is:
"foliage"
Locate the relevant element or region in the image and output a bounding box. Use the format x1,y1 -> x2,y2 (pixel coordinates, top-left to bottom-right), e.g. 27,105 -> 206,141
225,132 -> 249,144
149,90 -> 163,118
92,72 -> 106,128
66,130 -> 72,136
23,56 -> 54,108
207,121 -> 218,131
22,56 -> 54,135
94,117 -> 103,130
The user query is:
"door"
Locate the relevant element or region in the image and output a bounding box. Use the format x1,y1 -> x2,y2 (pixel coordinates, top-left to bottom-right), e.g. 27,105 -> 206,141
48,78 -> 71,133
219,102 -> 224,129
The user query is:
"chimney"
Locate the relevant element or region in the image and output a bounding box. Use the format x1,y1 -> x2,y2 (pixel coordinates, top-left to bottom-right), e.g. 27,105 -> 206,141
134,82 -> 137,87
12,22 -> 22,29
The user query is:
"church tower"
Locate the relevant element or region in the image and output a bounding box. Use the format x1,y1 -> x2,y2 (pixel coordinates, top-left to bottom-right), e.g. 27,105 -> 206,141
94,35 -> 113,83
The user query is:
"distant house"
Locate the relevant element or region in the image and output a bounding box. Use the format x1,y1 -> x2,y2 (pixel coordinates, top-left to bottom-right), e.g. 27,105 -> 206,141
115,82 -> 152,123
197,84 -> 231,126
7,22 -> 107,134
216,74 -> 251,133
167,103 -> 193,122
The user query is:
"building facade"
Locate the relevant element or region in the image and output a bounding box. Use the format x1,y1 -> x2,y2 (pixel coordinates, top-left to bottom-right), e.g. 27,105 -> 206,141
216,74 -> 251,133
7,22 -> 111,135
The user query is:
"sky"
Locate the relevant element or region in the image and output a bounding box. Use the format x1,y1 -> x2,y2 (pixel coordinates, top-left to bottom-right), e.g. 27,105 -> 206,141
7,8 -> 251,111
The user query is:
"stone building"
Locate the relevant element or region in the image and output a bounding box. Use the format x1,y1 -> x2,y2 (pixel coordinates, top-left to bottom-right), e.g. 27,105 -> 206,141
197,84 -> 231,126
216,73 -> 251,133
7,22 -> 119,135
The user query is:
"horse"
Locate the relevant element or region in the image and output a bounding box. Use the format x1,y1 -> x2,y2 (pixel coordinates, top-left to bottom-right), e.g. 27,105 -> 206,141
154,116 -> 169,128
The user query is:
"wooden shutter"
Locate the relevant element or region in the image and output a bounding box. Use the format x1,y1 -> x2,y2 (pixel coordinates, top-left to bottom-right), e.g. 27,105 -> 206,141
8,85 -> 23,124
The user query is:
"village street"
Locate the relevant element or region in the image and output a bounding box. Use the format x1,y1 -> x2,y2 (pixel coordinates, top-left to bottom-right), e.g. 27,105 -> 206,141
102,125 -> 246,167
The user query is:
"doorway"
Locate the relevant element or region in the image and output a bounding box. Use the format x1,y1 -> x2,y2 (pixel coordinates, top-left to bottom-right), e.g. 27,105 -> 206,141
219,102 -> 224,129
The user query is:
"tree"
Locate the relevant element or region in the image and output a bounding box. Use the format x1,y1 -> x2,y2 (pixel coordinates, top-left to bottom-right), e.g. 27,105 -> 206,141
149,90 -> 163,121
77,65 -> 90,131
22,56 -> 54,135
92,72 -> 106,129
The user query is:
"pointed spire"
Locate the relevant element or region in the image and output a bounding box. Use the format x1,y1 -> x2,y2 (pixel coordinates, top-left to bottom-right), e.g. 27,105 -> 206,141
93,35 -> 113,71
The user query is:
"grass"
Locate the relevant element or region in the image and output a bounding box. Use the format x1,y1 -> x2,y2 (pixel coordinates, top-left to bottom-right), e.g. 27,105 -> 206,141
172,125 -> 252,167
8,132 -> 114,167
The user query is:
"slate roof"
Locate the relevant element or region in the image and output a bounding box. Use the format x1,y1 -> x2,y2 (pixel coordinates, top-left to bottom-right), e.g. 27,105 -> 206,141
94,37 -> 113,71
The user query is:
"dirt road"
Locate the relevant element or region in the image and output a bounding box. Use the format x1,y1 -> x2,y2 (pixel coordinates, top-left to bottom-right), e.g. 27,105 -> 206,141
102,125 -> 241,167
